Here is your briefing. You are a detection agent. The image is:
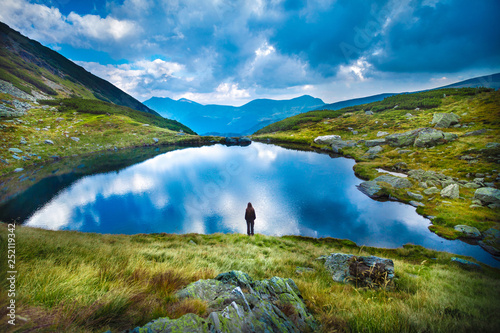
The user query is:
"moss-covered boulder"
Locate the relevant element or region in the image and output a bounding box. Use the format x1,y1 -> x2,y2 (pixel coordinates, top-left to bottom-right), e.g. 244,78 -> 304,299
128,271 -> 318,333
431,112 -> 460,128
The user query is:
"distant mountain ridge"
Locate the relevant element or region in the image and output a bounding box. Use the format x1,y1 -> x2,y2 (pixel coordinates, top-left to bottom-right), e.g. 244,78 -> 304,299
143,95 -> 325,135
0,22 -> 157,116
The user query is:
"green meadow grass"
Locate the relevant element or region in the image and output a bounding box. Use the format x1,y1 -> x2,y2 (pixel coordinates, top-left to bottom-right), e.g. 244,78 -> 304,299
0,225 -> 499,332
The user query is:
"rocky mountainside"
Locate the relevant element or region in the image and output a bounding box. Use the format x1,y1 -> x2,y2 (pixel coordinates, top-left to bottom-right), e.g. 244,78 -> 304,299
143,95 -> 324,135
0,22 -> 157,116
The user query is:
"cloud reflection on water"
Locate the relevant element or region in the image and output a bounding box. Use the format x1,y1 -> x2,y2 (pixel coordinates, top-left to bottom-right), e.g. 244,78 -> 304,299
23,143 -> 498,267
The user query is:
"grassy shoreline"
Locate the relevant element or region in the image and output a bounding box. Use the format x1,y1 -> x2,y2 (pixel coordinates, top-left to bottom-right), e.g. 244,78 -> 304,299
1,224 -> 499,332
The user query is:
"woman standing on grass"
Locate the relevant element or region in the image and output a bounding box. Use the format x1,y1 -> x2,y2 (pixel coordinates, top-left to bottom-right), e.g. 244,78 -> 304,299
245,202 -> 256,236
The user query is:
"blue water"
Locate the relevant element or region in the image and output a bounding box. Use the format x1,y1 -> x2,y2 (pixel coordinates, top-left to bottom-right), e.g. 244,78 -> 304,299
9,142 -> 499,267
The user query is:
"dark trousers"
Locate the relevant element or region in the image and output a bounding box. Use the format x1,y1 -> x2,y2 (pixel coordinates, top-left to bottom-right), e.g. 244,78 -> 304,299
246,220 -> 254,236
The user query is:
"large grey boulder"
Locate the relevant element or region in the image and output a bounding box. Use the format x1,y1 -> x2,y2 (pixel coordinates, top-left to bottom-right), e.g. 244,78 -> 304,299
373,175 -> 412,188
130,271 -> 318,333
323,253 -> 395,288
454,225 -> 481,239
314,135 -> 341,145
357,181 -> 384,198
385,128 -> 457,148
414,128 -> 457,148
423,187 -> 441,195
432,113 -> 460,128
441,184 -> 459,199
385,129 -> 421,147
314,135 -> 356,153
474,187 -> 500,206
366,146 -> 383,155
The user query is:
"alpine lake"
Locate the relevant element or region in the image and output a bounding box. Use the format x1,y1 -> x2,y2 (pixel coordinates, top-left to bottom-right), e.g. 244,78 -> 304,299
1,141 -> 498,267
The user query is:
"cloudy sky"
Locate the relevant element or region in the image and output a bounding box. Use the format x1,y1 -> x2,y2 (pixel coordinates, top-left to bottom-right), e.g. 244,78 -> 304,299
1,0 -> 499,105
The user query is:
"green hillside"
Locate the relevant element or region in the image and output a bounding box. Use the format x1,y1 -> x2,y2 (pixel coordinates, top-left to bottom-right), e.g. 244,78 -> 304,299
0,22 -> 156,115
254,88 -> 500,244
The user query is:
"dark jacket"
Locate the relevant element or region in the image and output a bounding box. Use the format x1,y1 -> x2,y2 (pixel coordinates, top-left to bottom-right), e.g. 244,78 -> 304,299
245,207 -> 256,222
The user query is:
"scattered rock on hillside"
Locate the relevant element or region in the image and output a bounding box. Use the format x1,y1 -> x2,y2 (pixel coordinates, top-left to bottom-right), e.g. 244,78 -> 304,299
474,187 -> 500,206
153,137 -> 159,143
479,228 -> 500,256
70,137 -> 79,142
314,135 -> 341,145
365,138 -> 386,147
8,148 -> 23,153
407,191 -> 424,201
414,128 -> 457,148
365,110 -> 374,115
357,181 -> 384,198
454,225 -> 481,239
44,140 -> 54,145
126,271 -> 318,333
392,162 -> 408,171
323,253 -> 395,288
431,113 -> 460,128
423,187 -> 441,195
385,129 -> 420,147
373,174 -> 412,188
385,128 -> 457,148
451,257 -> 482,271
441,184 -> 459,199
463,129 -> 487,137
365,146 -> 383,156
376,131 -> 389,137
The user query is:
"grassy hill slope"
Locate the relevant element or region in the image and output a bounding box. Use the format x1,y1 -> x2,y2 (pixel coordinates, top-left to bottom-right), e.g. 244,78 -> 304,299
0,22 -> 156,115
254,88 -> 500,242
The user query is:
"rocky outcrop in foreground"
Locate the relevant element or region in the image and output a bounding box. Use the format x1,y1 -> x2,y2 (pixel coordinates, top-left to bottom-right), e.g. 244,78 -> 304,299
318,253 -> 395,289
123,271 -> 317,333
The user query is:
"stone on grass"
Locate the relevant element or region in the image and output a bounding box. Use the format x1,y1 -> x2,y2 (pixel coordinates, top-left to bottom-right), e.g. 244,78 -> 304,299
153,137 -> 159,143
357,181 -> 383,198
8,148 -> 22,153
376,131 -> 389,137
324,253 -> 394,288
440,184 -> 459,199
454,225 -> 481,239
373,174 -> 412,188
70,137 -> 79,142
365,139 -> 386,147
451,257 -> 482,271
409,201 -> 424,207
365,110 -> 374,115
14,168 -> 24,172
366,146 -> 383,155
474,187 -> 500,206
314,135 -> 341,145
44,139 -> 54,145
431,113 -> 460,128
407,191 -> 424,201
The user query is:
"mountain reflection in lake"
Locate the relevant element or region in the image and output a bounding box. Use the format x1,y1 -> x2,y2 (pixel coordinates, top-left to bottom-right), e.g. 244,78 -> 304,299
7,142 -> 498,266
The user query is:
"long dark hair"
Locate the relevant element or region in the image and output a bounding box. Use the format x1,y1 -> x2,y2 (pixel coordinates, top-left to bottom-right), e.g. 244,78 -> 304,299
246,202 -> 254,212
